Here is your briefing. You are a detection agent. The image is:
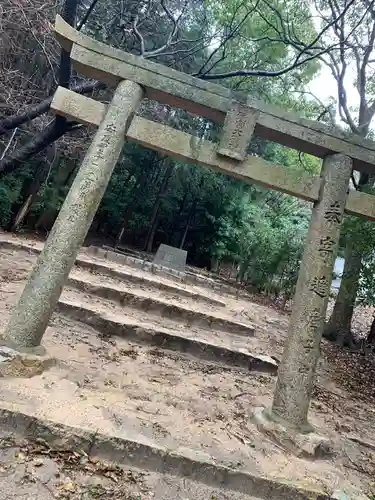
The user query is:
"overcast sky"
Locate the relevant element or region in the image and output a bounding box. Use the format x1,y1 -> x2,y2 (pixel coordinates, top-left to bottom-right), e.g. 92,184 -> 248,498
309,62 -> 360,127
307,1 -> 360,128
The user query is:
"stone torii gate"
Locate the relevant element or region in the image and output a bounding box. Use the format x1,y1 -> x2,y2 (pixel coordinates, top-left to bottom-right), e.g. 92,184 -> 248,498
3,15 -> 375,450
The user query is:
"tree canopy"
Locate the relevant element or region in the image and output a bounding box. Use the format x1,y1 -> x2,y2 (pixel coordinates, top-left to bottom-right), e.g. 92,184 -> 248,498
1,0 -> 375,343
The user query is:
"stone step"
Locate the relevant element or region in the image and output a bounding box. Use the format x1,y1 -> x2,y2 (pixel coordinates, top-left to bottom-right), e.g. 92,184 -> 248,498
66,277 -> 255,338
75,259 -> 225,307
0,435 -> 260,500
0,235 -> 370,500
0,407 -> 331,500
56,298 -> 277,374
0,238 -> 42,256
88,245 -> 244,296
0,238 -> 229,307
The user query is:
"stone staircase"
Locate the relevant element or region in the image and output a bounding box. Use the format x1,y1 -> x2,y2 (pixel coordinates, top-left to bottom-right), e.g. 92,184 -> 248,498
0,235 -> 371,499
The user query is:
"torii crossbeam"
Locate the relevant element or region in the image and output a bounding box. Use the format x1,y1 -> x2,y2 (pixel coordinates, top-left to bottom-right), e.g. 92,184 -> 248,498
2,15 -> 375,451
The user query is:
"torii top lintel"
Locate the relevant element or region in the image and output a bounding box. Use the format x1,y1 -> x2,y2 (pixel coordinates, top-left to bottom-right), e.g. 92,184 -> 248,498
55,15 -> 375,173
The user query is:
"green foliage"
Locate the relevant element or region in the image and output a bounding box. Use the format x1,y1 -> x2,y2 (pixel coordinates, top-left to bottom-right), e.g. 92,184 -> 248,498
347,219 -> 375,307
203,0 -> 319,98
340,183 -> 375,307
213,190 -> 309,297
0,0 -> 329,301
0,185 -> 14,225
0,174 -> 23,227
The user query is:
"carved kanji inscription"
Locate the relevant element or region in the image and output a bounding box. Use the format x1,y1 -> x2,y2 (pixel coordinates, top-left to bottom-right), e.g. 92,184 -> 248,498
217,102 -> 259,161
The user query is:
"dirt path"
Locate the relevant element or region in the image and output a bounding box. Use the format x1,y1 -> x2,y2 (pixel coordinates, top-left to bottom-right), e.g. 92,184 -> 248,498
0,235 -> 374,498
0,433 -> 258,500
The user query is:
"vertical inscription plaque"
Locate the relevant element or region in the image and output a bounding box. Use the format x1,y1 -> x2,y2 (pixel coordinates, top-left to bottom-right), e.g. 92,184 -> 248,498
217,101 -> 259,161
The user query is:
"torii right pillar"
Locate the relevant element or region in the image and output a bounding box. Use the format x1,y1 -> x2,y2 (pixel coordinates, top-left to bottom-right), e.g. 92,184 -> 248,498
255,153 -> 353,454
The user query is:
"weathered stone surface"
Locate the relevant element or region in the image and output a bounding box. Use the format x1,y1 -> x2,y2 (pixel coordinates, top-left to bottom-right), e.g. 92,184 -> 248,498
50,88 -> 375,222
55,14 -> 375,173
153,244 -> 187,272
51,88 -> 321,201
62,278 -> 255,337
345,434 -> 375,452
0,407 -> 335,499
345,190 -> 375,220
1,80 -> 143,349
71,43 -> 227,123
330,490 -> 369,500
55,299 -> 274,372
271,154 -> 353,429
217,102 -> 259,161
252,407 -> 332,458
51,87 -> 105,126
0,346 -> 54,378
53,13 -> 375,165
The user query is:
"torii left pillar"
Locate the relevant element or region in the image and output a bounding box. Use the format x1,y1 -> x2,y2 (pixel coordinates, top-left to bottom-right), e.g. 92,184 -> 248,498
2,80 -> 143,352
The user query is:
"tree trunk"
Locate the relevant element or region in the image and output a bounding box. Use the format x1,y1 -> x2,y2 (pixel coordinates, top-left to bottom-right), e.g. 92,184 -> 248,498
115,170 -> 147,246
230,261 -> 236,279
35,154 -> 75,234
0,0 -> 79,179
115,157 -> 163,247
170,192 -> 187,245
179,221 -> 189,249
35,208 -> 57,234
237,259 -> 249,283
146,211 -> 162,253
144,162 -> 173,252
0,121 -> 79,178
324,241 -> 362,346
8,162 -> 50,231
366,316 -> 375,346
179,198 -> 197,249
62,164 -> 77,187
115,183 -> 142,247
324,169 -> 375,347
0,82 -> 104,139
10,146 -> 64,231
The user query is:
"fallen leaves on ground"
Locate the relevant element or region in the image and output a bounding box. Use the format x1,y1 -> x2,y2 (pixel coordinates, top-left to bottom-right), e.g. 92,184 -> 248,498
12,438 -> 151,499
322,343 -> 375,404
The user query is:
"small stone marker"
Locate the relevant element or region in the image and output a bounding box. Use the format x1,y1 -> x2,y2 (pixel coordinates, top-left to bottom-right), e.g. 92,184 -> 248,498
217,101 -> 259,161
153,244 -> 187,272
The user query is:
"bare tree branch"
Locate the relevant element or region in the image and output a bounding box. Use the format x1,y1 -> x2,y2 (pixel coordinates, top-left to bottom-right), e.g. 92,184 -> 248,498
0,0 -> 105,177
196,0 -> 358,82
0,80 -> 105,137
132,0 -> 192,58
358,4 -> 375,131
0,128 -> 18,160
132,14 -> 146,56
195,0 -> 262,77
318,0 -> 375,134
293,89 -> 336,123
196,45 -> 340,80
77,0 -> 100,30
0,121 -> 80,177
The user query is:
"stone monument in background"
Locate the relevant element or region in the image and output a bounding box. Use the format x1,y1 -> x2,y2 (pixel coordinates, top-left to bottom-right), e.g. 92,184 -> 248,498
3,13 -> 375,456
153,244 -> 187,273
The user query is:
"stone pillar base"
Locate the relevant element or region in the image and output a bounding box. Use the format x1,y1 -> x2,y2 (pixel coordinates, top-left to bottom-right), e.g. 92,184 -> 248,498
252,407 -> 332,458
0,345 -> 54,378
